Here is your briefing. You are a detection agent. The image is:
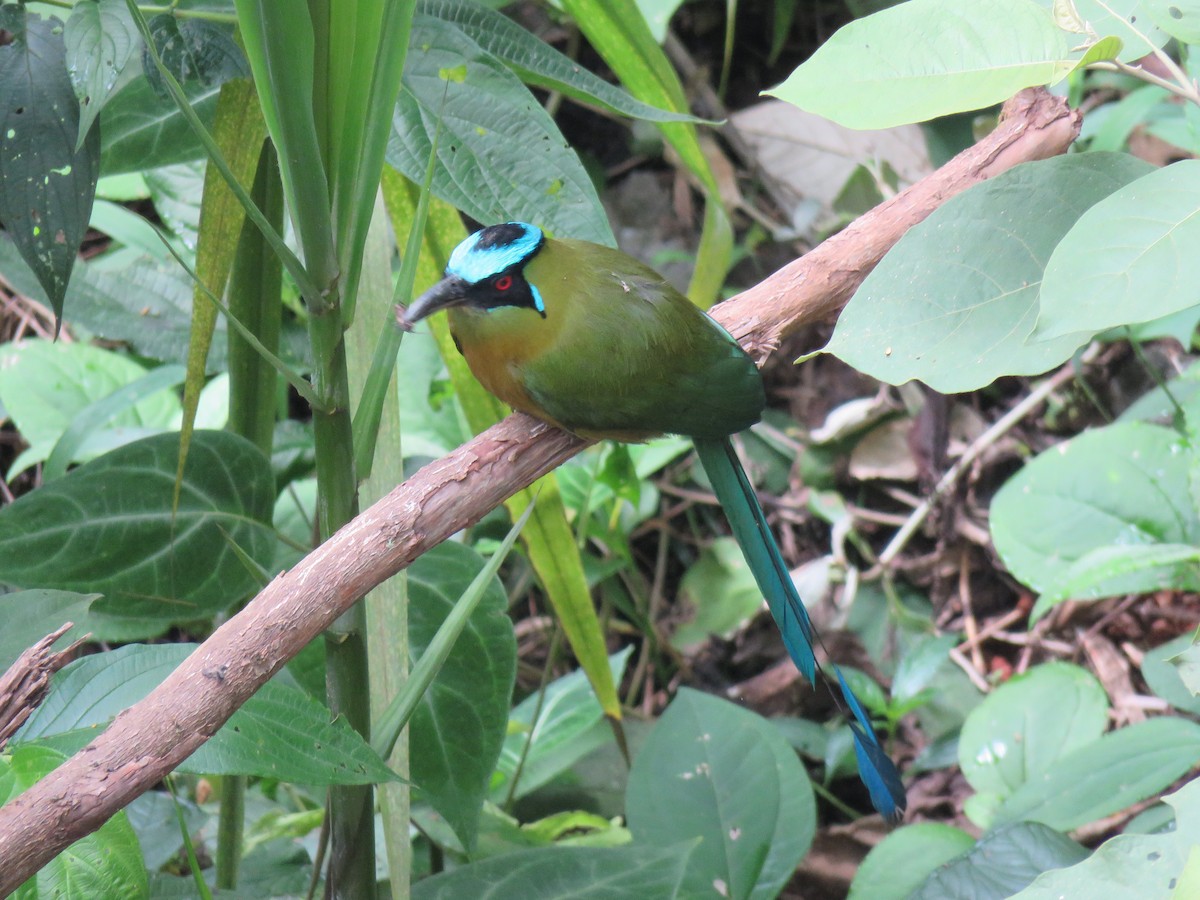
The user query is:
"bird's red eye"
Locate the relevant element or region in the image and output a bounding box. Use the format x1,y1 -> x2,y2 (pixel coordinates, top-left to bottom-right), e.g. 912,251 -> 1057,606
494,275 -> 513,291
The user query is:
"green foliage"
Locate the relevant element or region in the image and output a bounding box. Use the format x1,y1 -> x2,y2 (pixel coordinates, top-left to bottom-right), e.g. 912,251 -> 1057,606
826,153 -> 1152,391
990,422 -> 1200,621
1,746 -> 148,898
626,689 -> 816,900
8,0 -> 1200,894
410,843 -> 694,899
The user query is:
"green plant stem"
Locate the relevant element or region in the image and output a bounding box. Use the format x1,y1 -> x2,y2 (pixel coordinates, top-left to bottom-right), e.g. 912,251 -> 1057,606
504,625 -> 563,811
217,142 -> 284,892
215,774 -> 245,890
309,312 -> 374,898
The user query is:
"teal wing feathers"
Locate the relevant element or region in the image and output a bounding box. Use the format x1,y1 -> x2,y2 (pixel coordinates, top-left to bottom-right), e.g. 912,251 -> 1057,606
694,437 -> 907,822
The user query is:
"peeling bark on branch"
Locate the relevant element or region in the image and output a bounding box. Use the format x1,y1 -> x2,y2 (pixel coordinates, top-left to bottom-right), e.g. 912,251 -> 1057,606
0,625 -> 85,750
0,88 -> 1079,895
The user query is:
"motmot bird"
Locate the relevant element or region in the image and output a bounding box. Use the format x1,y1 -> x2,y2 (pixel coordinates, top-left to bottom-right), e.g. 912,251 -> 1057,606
400,222 -> 906,821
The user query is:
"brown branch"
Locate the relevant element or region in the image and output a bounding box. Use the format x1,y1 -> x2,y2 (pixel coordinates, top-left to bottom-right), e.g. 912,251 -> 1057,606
0,87 -> 1079,894
0,625 -> 86,750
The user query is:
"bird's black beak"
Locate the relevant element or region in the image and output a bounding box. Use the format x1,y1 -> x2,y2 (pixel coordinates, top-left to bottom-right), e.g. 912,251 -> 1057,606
396,276 -> 470,331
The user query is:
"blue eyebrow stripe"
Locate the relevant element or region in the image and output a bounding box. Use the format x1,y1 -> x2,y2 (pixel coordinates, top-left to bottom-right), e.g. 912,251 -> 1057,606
447,223 -> 544,284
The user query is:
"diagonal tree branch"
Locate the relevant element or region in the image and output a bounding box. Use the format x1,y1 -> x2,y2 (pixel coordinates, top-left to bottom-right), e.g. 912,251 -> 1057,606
0,88 -> 1079,894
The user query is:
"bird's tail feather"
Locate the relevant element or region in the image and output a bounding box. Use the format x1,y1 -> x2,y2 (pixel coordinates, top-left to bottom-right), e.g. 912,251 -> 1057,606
693,437 -> 906,822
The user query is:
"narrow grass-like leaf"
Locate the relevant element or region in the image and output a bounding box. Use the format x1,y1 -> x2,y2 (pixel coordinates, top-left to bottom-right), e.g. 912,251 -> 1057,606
374,503 -> 530,761
231,0 -> 336,300
419,0 -> 700,122
558,0 -> 731,303
126,0 -> 322,306
159,232 -> 322,410
404,542 -> 518,851
354,108 -> 442,478
182,77 -> 270,490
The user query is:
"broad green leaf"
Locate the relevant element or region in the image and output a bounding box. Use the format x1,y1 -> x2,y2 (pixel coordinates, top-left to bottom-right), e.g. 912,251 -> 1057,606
959,663 -> 1108,809
1145,0 -> 1200,40
1,745 -> 149,899
826,153 -> 1152,391
0,339 -> 180,477
98,74 -> 223,174
1035,0 -> 1171,58
407,542 -> 518,851
850,823 -> 976,900
1087,85 -> 1171,153
767,0 -> 1072,130
390,13 -> 612,245
1174,642 -> 1200,696
419,0 -> 699,122
1012,778 -> 1200,899
65,0 -> 140,146
891,633 -> 959,705
633,0 -> 683,41
0,589 -> 102,673
1033,543 -> 1200,621
994,718 -> 1200,830
1037,161 -> 1200,339
183,680 -> 400,784
911,822 -> 1088,899
144,161 -> 205,251
0,239 -> 234,371
626,688 -> 816,900
0,431 -> 275,639
1142,635 -> 1200,715
90,199 -> 178,261
990,422 -> 1200,601
141,13 -> 247,100
0,7 -> 101,320
492,649 -> 632,804
44,363 -> 187,481
410,843 -> 693,899
15,643 -> 399,785
672,537 -> 764,650
126,791 -> 207,871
